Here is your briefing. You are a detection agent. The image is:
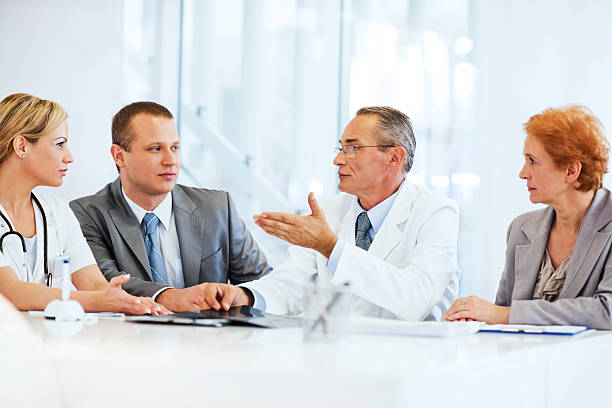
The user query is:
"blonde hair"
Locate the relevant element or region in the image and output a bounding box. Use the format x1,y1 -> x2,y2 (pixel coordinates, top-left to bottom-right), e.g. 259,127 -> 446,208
0,93 -> 68,164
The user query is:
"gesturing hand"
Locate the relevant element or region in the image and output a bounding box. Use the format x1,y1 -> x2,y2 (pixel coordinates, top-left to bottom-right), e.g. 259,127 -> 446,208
100,274 -> 168,315
253,192 -> 338,258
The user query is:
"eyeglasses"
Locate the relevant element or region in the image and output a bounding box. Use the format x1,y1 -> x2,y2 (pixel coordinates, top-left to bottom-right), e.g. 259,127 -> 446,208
334,145 -> 395,156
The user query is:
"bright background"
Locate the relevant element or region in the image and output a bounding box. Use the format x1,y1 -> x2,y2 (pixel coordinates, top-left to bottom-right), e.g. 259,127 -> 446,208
2,0 -> 612,301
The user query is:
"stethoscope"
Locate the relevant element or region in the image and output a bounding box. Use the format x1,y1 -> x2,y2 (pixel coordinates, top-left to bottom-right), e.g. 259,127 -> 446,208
0,193 -> 50,286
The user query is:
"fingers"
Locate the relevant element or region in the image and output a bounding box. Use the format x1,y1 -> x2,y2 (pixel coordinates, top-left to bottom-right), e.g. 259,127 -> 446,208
258,212 -> 296,225
111,287 -> 155,315
157,304 -> 171,315
120,296 -> 151,315
308,192 -> 322,216
443,296 -> 477,319
442,300 -> 463,319
109,274 -> 130,288
203,284 -> 222,310
444,310 -> 479,321
254,217 -> 292,241
139,297 -> 169,315
220,288 -> 237,311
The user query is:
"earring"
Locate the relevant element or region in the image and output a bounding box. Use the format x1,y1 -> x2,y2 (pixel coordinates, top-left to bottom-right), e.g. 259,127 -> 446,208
21,154 -> 26,158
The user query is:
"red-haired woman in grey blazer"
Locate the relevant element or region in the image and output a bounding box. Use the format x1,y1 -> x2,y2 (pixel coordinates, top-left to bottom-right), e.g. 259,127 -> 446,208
444,105 -> 612,329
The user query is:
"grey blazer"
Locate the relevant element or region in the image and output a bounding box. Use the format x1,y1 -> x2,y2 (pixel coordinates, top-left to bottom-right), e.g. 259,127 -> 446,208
69,178 -> 271,298
496,188 -> 612,329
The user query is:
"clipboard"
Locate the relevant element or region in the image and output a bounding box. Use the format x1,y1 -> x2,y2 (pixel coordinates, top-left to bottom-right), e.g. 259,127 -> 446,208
479,324 -> 591,336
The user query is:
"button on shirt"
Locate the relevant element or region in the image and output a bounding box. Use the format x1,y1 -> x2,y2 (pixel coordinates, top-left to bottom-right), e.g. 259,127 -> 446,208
327,187 -> 401,275
122,189 -> 184,299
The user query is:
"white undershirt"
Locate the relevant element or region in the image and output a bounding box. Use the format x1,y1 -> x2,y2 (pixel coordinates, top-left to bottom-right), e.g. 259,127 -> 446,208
23,235 -> 37,277
121,189 -> 184,299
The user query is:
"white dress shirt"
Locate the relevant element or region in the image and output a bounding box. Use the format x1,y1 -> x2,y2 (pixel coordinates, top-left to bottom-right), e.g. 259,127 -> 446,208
122,189 -> 184,298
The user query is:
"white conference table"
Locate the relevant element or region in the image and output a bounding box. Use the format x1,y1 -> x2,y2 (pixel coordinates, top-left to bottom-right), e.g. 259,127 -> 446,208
14,313 -> 612,408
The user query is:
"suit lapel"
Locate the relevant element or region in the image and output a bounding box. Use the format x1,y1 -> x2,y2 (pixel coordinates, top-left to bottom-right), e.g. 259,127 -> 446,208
108,179 -> 151,279
172,186 -> 204,287
562,231 -> 610,298
512,207 -> 553,300
561,189 -> 612,298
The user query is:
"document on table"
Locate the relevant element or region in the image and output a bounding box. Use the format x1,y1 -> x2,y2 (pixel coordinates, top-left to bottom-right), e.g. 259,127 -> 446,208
28,311 -> 126,320
341,316 -> 483,337
479,324 -> 591,335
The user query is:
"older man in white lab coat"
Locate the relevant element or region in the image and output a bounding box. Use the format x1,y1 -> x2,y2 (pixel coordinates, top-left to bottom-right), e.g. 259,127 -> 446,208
203,106 -> 460,320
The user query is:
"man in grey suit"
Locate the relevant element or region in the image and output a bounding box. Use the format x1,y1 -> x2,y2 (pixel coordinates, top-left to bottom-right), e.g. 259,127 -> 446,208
70,102 -> 271,312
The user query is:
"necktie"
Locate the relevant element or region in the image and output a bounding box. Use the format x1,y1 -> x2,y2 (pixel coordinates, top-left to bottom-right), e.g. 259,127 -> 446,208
142,212 -> 168,285
355,211 -> 372,251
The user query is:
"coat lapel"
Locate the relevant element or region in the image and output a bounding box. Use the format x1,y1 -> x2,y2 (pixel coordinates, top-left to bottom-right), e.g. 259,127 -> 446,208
337,197 -> 358,245
172,186 -> 204,287
512,207 -> 553,300
108,179 -> 151,278
368,182 -> 413,260
561,189 -> 612,298
32,197 -> 48,283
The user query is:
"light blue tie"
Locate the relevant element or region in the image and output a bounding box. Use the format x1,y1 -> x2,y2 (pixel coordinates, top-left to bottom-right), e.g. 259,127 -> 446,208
142,212 -> 168,285
355,211 -> 372,251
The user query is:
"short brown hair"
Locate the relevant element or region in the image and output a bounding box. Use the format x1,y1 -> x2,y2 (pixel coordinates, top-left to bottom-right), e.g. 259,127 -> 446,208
112,101 -> 173,151
356,106 -> 415,173
0,93 -> 67,165
524,105 -> 609,191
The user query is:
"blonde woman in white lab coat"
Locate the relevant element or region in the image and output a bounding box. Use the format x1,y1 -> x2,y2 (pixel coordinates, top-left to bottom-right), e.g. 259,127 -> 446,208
0,93 -> 167,314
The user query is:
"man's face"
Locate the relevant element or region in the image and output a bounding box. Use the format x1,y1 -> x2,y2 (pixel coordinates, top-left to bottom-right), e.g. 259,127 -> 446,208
333,114 -> 393,198
116,113 -> 180,198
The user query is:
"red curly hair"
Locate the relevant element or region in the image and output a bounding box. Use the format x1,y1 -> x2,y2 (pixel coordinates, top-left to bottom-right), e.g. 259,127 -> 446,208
524,105 -> 609,191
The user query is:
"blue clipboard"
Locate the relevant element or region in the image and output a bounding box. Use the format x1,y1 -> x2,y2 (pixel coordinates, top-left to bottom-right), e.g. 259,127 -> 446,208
479,324 -> 591,336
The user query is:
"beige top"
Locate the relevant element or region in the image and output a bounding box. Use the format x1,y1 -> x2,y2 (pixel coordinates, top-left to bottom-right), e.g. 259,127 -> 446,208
532,250 -> 570,301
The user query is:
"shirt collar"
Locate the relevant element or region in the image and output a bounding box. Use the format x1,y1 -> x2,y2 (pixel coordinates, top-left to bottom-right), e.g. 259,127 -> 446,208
354,182 -> 402,233
121,188 -> 173,230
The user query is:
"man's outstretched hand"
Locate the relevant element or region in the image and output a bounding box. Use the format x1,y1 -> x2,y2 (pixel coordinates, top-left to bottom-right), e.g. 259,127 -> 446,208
253,192 -> 338,258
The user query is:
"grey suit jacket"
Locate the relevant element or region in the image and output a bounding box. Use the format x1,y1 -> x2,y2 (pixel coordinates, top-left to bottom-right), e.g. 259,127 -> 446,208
69,178 -> 271,297
496,188 -> 612,329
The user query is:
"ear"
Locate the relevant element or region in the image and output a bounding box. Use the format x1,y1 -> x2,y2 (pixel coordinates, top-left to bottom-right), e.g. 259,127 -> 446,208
566,160 -> 582,184
12,135 -> 28,158
110,144 -> 126,169
388,146 -> 406,170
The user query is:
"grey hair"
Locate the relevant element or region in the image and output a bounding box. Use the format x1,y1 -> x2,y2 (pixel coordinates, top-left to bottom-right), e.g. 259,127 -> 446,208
356,106 -> 415,173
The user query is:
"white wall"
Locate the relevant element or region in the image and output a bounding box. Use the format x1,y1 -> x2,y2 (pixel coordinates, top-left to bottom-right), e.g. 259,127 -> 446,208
3,0 -> 612,299
0,0 -> 122,200
476,0 -> 612,299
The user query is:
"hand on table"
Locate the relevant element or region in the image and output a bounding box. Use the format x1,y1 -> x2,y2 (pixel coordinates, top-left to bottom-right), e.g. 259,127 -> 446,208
99,274 -> 169,315
155,282 -> 213,312
253,192 -> 338,258
202,283 -> 253,311
442,295 -> 510,324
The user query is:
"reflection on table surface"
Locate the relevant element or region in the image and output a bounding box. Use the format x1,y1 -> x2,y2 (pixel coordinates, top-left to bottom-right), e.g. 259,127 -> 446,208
15,313 -> 612,408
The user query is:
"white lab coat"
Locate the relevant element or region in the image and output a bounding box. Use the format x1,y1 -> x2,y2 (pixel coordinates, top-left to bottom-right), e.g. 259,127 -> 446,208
241,182 -> 460,320
0,194 -> 96,289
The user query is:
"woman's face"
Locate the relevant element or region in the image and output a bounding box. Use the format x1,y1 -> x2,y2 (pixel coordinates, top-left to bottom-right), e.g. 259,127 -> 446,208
518,133 -> 571,205
25,120 -> 74,187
